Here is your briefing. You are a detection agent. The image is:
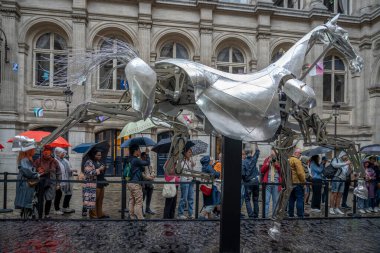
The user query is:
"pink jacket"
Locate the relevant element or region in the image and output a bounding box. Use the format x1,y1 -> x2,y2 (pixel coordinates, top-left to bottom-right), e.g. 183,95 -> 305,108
165,174 -> 180,186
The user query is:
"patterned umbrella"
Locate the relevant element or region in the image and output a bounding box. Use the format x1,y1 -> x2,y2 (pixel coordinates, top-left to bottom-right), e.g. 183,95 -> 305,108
190,139 -> 208,156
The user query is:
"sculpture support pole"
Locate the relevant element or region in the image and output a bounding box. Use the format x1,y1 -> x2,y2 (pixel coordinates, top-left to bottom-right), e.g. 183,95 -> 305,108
220,137 -> 242,253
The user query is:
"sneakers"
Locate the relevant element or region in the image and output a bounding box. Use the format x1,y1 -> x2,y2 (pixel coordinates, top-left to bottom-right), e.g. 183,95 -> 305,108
311,208 -> 321,213
62,208 -> 75,213
366,207 -> 374,213
358,209 -> 366,214
334,208 -> 344,215
145,209 -> 156,215
329,208 -> 336,215
374,207 -> 380,213
54,210 -> 64,215
177,215 -> 188,219
341,205 -> 351,209
44,215 -> 51,219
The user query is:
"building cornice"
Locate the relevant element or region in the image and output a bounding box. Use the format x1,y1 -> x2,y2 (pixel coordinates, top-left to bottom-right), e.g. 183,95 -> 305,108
0,1 -> 20,19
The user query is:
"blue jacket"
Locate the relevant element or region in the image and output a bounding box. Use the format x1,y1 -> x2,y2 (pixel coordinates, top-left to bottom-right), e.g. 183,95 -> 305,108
310,161 -> 324,180
242,149 -> 260,182
128,155 -> 150,181
200,156 -> 220,179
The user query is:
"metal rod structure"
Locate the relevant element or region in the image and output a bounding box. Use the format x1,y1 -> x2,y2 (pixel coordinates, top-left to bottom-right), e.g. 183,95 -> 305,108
121,178 -> 126,219
261,183 -> 266,218
195,180 -> 200,219
324,181 -> 329,218
0,172 -> 13,213
220,137 -> 242,253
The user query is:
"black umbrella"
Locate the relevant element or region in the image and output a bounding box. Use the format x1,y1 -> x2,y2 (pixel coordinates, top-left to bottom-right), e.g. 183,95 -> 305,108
302,146 -> 332,157
360,144 -> 380,155
121,137 -> 156,148
82,141 -> 110,164
152,138 -> 207,155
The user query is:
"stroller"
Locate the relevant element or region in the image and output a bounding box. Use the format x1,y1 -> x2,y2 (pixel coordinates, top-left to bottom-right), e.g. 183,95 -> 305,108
20,187 -> 39,220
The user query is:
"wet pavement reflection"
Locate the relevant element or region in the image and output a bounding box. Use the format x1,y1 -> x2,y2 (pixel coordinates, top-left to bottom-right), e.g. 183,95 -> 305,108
1,218 -> 379,252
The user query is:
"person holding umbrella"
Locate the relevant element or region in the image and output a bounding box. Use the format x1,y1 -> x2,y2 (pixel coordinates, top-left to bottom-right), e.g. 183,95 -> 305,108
126,144 -> 151,219
82,149 -> 108,218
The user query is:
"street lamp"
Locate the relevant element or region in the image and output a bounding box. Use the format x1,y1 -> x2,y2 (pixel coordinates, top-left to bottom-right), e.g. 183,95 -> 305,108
332,100 -> 341,157
63,86 -> 73,117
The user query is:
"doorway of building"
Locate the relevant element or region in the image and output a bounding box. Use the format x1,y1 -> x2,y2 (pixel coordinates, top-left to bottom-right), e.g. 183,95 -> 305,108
95,129 -> 126,176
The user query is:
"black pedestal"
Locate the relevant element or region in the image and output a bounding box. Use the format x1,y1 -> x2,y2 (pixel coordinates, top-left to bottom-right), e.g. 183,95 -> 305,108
220,137 -> 242,253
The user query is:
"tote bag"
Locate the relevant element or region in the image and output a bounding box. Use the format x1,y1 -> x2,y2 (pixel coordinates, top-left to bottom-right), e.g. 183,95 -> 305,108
162,178 -> 176,198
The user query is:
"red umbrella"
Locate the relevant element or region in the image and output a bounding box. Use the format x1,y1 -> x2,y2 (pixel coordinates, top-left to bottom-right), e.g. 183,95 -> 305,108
0,144 -> 4,149
7,130 -> 71,148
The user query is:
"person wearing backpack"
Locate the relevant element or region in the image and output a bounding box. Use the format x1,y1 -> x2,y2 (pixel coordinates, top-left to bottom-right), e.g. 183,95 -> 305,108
329,151 -> 351,215
126,144 -> 150,219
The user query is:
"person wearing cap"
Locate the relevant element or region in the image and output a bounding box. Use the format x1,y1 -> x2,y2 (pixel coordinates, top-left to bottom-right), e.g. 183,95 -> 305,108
329,151 -> 351,215
33,146 -> 61,219
54,147 -> 77,214
288,148 -> 306,218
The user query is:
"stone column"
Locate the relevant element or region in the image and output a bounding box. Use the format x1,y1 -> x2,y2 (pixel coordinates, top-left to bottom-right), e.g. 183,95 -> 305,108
358,39 -> 372,127
368,86 -> 380,143
198,3 -> 214,66
256,13 -> 271,71
138,0 -> 153,63
0,1 -> 21,173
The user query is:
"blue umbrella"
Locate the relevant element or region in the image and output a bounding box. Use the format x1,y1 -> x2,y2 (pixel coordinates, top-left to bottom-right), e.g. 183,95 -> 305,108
72,143 -> 96,153
360,144 -> 380,155
302,146 -> 332,157
121,137 -> 156,148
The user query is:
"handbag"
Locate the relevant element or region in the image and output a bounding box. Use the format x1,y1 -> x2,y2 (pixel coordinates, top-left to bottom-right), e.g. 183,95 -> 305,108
200,184 -> 212,196
162,179 -> 176,198
27,178 -> 39,188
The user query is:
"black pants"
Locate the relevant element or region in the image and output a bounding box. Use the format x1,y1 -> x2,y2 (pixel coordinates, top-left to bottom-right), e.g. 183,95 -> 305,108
143,184 -> 154,211
163,190 -> 177,219
54,189 -> 72,210
311,179 -> 322,209
244,184 -> 259,218
341,178 -> 351,207
37,184 -> 52,218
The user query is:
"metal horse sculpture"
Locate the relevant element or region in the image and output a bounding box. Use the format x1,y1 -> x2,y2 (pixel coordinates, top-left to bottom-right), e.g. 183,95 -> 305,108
41,14 -> 364,238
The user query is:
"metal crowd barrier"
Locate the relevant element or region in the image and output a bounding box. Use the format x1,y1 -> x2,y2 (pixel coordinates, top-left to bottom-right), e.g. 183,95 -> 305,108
0,171 -> 375,219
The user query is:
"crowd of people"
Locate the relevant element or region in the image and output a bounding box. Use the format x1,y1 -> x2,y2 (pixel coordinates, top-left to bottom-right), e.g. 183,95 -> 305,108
13,143 -> 380,220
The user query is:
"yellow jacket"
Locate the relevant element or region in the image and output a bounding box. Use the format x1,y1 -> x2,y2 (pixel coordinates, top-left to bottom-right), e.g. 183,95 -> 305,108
289,156 -> 306,184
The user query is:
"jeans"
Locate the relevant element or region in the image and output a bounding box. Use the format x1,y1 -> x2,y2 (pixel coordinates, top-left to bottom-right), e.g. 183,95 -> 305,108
244,183 -> 259,218
288,185 -> 304,217
311,179 -> 322,209
265,184 -> 280,218
178,183 -> 194,217
240,184 -> 245,209
358,197 -> 369,209
143,184 -> 154,211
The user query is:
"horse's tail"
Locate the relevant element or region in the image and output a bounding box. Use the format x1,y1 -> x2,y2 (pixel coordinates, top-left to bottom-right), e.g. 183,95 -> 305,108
52,38 -> 139,87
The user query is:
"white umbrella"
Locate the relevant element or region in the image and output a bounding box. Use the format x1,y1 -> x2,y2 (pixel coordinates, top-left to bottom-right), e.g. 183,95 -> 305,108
118,118 -> 170,138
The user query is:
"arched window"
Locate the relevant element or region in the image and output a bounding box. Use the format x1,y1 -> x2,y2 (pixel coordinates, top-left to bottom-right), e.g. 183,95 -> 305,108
95,129 -> 127,176
160,42 -> 189,59
323,55 -> 346,102
98,39 -> 126,90
271,43 -> 292,63
216,46 -> 245,73
273,0 -> 301,9
34,33 -> 67,86
323,0 -> 350,14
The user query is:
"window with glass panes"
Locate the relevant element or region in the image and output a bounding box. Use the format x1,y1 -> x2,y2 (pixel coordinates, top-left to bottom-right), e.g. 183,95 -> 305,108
216,47 -> 246,74
271,44 -> 292,63
98,39 -> 127,90
323,55 -> 346,102
323,0 -> 350,14
34,33 -> 67,86
160,42 -> 189,59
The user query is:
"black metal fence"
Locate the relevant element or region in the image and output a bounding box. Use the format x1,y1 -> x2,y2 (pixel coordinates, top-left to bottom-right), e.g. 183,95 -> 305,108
0,171 -> 373,219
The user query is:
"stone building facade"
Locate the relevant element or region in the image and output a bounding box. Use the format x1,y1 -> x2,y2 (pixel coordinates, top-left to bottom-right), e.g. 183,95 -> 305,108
0,0 -> 379,174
